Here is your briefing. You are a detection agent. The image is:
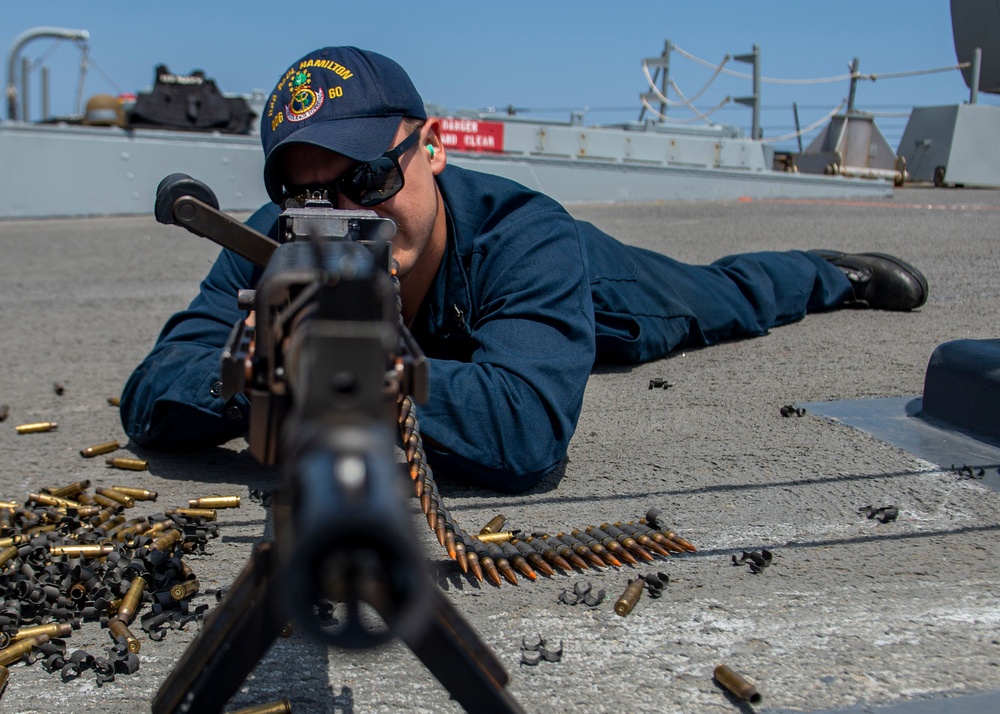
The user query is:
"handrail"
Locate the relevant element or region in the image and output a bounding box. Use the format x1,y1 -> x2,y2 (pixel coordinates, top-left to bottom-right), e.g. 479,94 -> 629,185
6,26 -> 89,120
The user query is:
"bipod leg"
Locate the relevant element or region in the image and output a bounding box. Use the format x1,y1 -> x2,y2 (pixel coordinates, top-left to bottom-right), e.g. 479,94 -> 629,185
400,585 -> 526,714
152,542 -> 286,714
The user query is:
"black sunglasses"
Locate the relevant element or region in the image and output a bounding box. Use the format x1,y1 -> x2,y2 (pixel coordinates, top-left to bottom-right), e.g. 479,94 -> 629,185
281,129 -> 422,208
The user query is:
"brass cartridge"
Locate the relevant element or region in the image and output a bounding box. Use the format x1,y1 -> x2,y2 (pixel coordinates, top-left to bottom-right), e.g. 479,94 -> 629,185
230,700 -> 293,714
109,618 -> 141,654
11,623 -> 72,642
44,479 -> 92,498
106,457 -> 149,471
541,534 -> 589,570
498,540 -> 537,580
556,532 -> 606,568
0,502 -> 17,509
170,579 -> 200,601
151,529 -> 182,552
117,577 -> 147,624
524,535 -> 573,572
714,664 -> 762,703
473,531 -> 518,544
0,546 -> 19,568
49,544 -> 115,558
584,526 -> 639,565
0,664 -> 7,695
108,396 -> 121,406
510,538 -> 555,576
479,514 -> 507,535
29,492 -> 84,509
0,634 -> 49,666
0,534 -> 28,548
615,578 -> 645,616
600,523 -> 655,562
95,514 -> 127,534
80,441 -> 121,458
188,495 -> 240,509
110,485 -> 158,501
96,488 -> 136,508
166,507 -> 218,521
15,422 -> 57,434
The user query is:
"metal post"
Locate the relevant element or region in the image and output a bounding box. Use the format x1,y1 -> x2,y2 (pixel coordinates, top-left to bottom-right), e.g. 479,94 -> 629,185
639,40 -> 671,123
847,57 -> 859,113
734,44 -> 761,140
970,47 -> 981,104
792,102 -> 803,153
41,66 -> 49,120
21,57 -> 30,123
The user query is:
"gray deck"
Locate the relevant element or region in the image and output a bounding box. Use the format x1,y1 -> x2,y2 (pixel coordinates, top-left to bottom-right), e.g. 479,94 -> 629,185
1,186 -> 998,713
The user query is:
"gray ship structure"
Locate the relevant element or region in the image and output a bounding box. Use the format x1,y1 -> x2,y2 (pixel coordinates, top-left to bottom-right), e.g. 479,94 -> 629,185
0,27 -> 907,221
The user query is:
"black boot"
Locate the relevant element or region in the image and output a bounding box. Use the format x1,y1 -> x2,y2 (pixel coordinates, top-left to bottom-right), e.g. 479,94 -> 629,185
812,251 -> 929,311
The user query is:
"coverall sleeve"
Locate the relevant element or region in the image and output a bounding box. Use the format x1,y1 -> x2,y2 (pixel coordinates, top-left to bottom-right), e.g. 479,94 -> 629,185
417,211 -> 596,493
119,205 -> 277,449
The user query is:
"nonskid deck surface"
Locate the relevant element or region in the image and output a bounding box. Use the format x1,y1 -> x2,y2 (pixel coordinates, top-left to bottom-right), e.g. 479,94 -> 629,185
0,187 -> 998,713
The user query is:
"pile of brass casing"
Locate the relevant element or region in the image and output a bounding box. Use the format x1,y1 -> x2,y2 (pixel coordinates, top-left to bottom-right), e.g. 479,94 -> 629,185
0,482 -> 235,695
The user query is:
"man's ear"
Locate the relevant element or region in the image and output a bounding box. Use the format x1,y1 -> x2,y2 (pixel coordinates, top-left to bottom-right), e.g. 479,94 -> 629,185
421,118 -> 446,174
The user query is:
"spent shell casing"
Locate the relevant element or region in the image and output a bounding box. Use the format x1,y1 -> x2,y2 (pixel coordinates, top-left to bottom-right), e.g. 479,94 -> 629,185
15,421 -> 57,434
0,546 -> 20,568
615,579 -> 645,616
107,396 -> 121,406
49,544 -> 115,558
714,664 -> 762,704
44,479 -> 92,498
188,495 -> 240,509
28,492 -> 83,509
110,485 -> 158,501
151,529 -> 182,552
0,501 -> 17,509
109,618 -> 141,653
106,457 -> 149,471
80,440 -> 121,458
0,663 -> 8,694
479,514 -> 507,535
166,507 -> 218,521
0,634 -> 50,666
11,622 -> 72,641
229,700 -> 293,714
93,493 -> 124,509
117,576 -> 147,624
96,488 -> 136,508
170,579 -> 200,601
0,534 -> 28,548
474,531 -> 518,544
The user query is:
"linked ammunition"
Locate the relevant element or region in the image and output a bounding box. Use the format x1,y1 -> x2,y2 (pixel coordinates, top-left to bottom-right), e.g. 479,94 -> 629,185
637,518 -> 697,551
452,531 -> 468,573
615,579 -> 645,616
466,536 -> 503,587
108,396 -> 121,406
170,579 -> 200,601
540,534 -> 589,570
480,514 -> 507,535
714,664 -> 762,703
510,538 -> 556,576
117,576 -> 147,624
44,479 -> 92,498
583,526 -> 639,565
110,485 -> 158,501
498,540 -> 537,580
49,544 -> 116,558
166,507 -> 217,521
11,622 -> 72,641
569,528 -> 622,567
15,421 -> 58,434
464,547 -> 484,582
188,495 -> 240,509
555,531 -> 606,568
0,634 -> 49,666
484,541 -> 518,585
96,487 -> 136,508
230,700 -> 293,714
599,523 -> 655,561
524,535 -> 573,572
622,521 -> 685,553
614,522 -> 672,557
106,457 -> 149,471
109,618 -> 142,654
80,440 -> 121,458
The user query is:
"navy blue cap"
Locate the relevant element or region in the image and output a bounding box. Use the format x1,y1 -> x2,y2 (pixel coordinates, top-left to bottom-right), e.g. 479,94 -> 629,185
261,47 -> 426,203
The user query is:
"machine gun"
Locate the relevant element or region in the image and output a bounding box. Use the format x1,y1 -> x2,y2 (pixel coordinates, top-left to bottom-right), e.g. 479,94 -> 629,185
148,175 -> 523,714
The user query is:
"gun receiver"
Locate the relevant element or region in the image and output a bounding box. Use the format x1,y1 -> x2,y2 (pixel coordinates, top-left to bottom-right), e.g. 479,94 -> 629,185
151,174 -> 521,714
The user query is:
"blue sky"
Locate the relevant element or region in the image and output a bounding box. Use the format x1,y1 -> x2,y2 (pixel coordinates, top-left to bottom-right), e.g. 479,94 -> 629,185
2,1 -> 991,151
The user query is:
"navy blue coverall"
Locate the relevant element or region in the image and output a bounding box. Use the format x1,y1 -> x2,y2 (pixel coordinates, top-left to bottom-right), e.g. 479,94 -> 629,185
121,165 -> 852,493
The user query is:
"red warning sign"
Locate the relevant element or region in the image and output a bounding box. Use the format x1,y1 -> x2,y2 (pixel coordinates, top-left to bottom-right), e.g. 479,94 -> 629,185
439,118 -> 504,153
